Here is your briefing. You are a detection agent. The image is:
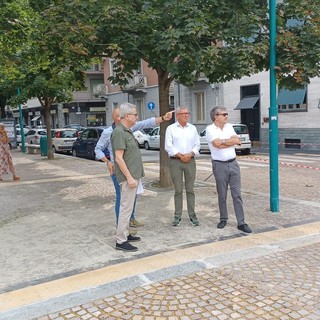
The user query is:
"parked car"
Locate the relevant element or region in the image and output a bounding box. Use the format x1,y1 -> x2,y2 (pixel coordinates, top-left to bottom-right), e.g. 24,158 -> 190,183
133,128 -> 152,147
199,124 -> 251,155
144,127 -> 160,150
51,128 -> 78,153
16,128 -> 30,146
72,127 -> 109,160
24,128 -> 47,145
31,125 -> 47,129
15,124 -> 31,131
64,124 -> 86,131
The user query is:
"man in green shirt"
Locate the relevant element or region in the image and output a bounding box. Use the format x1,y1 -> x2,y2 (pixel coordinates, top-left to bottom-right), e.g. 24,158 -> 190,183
112,102 -> 174,251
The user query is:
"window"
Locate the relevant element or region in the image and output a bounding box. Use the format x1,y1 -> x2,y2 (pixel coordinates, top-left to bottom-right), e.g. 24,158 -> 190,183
285,138 -> 301,149
278,103 -> 307,112
87,64 -> 102,71
80,130 -> 90,139
91,80 -> 106,97
88,129 -> 98,139
150,128 -> 159,136
242,85 -> 259,97
277,87 -> 307,112
60,130 -> 77,138
169,95 -> 175,108
195,92 -> 205,122
109,59 -> 116,78
135,99 -> 144,119
63,113 -> 69,126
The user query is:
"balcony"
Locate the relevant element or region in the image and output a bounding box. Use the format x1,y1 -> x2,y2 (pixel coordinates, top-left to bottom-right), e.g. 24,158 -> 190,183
196,72 -> 209,83
122,75 -> 147,93
73,84 -> 108,102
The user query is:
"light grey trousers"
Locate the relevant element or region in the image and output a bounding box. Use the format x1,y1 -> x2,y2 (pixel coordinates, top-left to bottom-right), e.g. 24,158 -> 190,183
211,159 -> 245,226
116,180 -> 138,244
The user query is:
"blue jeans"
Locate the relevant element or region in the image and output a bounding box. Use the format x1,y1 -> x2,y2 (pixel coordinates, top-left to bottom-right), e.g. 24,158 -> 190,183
111,174 -> 136,225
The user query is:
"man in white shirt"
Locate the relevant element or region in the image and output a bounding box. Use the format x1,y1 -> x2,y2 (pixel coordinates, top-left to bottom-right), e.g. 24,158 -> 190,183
205,106 -> 252,233
165,106 -> 200,227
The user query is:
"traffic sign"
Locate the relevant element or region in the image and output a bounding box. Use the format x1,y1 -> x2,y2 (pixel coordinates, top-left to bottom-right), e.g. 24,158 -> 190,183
147,102 -> 155,110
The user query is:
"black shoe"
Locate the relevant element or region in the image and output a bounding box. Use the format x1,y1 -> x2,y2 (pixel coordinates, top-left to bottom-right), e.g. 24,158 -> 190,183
237,224 -> 252,233
217,220 -> 227,229
127,234 -> 141,242
115,241 -> 138,252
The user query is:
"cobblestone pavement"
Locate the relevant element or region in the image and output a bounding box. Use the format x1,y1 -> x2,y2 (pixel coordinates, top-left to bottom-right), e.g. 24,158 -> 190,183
33,242 -> 320,320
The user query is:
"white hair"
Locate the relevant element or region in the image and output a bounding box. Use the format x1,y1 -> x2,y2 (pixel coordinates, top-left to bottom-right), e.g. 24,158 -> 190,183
119,102 -> 136,119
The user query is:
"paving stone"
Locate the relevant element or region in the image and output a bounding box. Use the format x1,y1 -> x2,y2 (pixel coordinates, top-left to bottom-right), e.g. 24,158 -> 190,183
9,153 -> 320,320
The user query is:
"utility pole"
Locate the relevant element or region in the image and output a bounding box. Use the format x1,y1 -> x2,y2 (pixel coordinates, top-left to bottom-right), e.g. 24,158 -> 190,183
17,88 -> 26,153
269,0 -> 279,212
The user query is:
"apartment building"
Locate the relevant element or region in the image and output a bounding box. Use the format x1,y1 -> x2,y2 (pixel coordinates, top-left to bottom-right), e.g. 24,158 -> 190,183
102,58 -> 175,125
177,71 -> 320,152
11,63 -> 107,128
14,58 -> 320,153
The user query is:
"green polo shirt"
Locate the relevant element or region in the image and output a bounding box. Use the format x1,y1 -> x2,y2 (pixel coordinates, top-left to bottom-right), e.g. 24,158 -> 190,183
111,122 -> 144,184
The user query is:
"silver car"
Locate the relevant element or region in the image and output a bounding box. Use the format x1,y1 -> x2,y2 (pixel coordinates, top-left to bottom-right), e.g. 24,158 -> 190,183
24,128 -> 47,145
51,128 -> 78,153
199,124 -> 251,155
16,128 -> 30,146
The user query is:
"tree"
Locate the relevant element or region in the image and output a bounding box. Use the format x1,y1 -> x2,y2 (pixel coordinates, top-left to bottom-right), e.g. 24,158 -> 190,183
3,0 -> 320,173
1,0 -> 93,159
43,0 -> 270,185
0,0 -> 33,118
276,0 -> 320,89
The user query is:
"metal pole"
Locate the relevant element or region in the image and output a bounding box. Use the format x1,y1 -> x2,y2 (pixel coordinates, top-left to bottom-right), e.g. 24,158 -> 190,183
269,0 -> 279,212
17,88 -> 26,153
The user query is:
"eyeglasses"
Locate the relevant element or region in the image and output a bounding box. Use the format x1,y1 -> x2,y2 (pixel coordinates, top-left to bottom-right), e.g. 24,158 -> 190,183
217,113 -> 229,117
177,112 -> 190,116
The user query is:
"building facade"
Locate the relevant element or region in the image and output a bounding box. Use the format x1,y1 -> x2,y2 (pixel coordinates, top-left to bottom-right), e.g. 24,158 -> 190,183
176,71 -> 320,152
13,58 -> 320,153
12,63 -> 107,128
102,58 -> 174,125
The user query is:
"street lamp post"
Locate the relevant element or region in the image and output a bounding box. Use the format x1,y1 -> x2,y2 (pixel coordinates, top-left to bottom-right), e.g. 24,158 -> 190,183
17,88 -> 26,153
269,0 -> 279,212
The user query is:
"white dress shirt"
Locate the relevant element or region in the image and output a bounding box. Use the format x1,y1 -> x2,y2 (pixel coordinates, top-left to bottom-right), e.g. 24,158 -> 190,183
205,123 -> 237,161
165,122 -> 200,157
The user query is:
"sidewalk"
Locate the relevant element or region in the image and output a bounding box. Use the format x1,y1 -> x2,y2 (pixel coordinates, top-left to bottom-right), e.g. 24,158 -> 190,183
1,150 -> 320,319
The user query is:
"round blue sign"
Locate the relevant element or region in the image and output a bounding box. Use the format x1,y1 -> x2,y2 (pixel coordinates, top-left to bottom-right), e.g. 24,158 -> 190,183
147,102 -> 155,110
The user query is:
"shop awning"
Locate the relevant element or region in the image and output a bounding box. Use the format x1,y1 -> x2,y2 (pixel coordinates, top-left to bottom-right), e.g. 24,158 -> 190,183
277,88 -> 306,105
234,96 -> 259,110
31,115 -> 40,122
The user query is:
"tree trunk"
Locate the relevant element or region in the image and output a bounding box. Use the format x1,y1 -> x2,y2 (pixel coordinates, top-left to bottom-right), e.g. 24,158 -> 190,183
43,99 -> 54,160
0,96 -> 6,118
157,69 -> 173,187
